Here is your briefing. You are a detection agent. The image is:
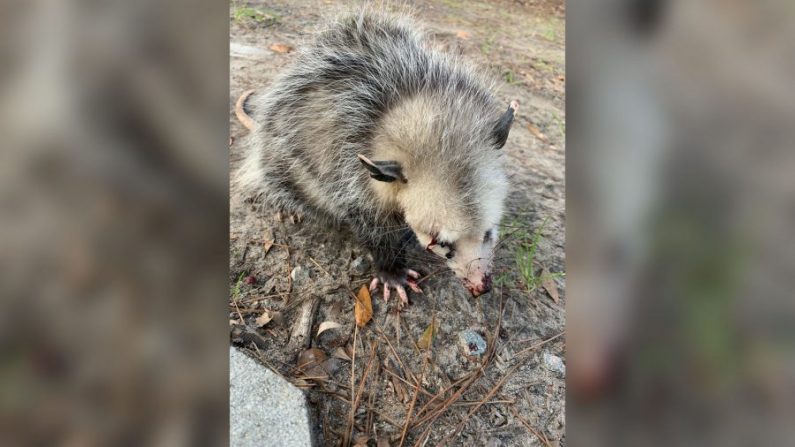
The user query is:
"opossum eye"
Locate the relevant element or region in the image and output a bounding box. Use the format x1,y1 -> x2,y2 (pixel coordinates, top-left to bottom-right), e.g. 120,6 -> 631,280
357,154 -> 406,183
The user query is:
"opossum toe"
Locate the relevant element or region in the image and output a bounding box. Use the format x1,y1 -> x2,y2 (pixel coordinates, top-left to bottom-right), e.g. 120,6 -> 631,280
396,286 -> 409,307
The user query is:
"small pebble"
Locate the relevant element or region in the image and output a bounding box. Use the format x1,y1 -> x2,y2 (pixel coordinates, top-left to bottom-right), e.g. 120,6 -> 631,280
543,352 -> 565,375
458,330 -> 487,357
350,256 -> 370,275
291,266 -> 310,283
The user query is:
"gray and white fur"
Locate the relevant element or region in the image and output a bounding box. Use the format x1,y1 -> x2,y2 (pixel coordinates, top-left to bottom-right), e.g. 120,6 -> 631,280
236,10 -> 516,301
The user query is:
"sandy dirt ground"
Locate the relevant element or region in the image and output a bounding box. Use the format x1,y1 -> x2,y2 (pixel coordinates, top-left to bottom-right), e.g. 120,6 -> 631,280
229,1 -> 565,445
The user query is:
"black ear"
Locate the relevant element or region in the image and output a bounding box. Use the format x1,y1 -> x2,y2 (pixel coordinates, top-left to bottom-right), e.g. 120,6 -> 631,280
492,100 -> 519,149
357,154 -> 407,183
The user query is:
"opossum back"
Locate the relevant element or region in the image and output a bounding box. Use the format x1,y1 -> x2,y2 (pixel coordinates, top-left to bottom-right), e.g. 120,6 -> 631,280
237,10 -> 503,226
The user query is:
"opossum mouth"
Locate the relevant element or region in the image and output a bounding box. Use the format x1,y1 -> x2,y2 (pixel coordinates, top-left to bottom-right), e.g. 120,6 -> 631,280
462,275 -> 493,297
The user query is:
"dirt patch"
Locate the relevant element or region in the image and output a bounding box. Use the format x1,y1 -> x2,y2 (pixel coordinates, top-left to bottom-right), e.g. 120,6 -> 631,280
230,1 -> 565,445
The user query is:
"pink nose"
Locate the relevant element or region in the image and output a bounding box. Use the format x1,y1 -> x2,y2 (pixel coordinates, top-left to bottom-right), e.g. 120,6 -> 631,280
465,274 -> 493,297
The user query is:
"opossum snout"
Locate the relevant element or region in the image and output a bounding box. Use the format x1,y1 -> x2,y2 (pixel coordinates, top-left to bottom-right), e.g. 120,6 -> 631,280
464,273 -> 493,297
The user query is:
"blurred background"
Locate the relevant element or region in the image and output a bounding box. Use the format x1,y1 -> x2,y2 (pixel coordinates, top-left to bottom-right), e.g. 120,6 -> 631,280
568,0 -> 795,445
0,0 -> 229,445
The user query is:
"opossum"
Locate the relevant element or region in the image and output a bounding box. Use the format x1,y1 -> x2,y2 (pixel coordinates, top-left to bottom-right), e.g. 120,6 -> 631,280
236,10 -> 517,305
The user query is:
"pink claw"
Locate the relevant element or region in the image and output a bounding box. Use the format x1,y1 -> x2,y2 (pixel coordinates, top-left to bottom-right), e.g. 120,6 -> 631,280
369,269 -> 422,308
396,286 -> 409,306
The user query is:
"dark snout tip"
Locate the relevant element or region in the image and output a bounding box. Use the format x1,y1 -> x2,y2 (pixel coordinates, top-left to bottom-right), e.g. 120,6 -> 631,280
484,273 -> 493,289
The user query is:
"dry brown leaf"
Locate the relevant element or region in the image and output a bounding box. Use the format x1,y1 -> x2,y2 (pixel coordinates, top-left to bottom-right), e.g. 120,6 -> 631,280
541,267 -> 559,303
297,348 -> 329,381
297,347 -> 327,369
417,320 -> 439,350
269,43 -> 293,53
263,238 -> 274,255
332,347 -> 352,362
254,310 -> 273,327
316,321 -> 343,337
527,123 -> 549,143
377,437 -> 391,447
455,30 -> 470,40
354,285 -> 373,327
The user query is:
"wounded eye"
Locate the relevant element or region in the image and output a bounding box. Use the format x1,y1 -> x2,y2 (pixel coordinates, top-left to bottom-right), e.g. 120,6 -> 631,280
437,241 -> 455,259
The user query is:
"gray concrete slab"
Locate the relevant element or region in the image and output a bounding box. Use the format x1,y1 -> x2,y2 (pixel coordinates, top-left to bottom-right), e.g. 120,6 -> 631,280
230,347 -> 313,447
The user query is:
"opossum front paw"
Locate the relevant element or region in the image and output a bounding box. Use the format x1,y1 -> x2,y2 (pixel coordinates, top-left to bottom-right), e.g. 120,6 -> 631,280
368,269 -> 422,309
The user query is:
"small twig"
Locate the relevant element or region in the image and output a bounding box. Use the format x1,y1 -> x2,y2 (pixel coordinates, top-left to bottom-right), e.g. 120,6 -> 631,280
413,374 -> 470,420
323,413 -> 330,446
352,342 -> 378,417
280,286 -> 344,314
294,375 -> 329,381
251,344 -> 286,381
394,308 -> 401,347
238,291 -> 291,303
366,356 -> 380,439
308,255 -> 334,279
452,399 -> 515,407
411,370 -> 482,446
287,296 -> 319,351
374,327 -> 419,386
400,317 -> 421,356
344,324 -> 358,447
485,290 -> 506,364
230,306 -> 266,314
414,267 -> 449,285
509,405 -> 551,447
231,296 -> 245,324
514,331 -> 565,357
437,360 -> 526,446
310,255 -> 363,301
400,355 -> 429,446
240,244 -> 250,264
327,392 -> 403,429
381,368 -> 434,400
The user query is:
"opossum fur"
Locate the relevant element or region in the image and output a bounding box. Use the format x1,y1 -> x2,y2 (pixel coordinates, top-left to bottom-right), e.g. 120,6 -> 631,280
236,10 -> 516,295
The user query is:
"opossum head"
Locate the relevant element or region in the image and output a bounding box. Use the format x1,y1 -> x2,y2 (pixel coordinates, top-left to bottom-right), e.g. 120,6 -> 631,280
360,99 -> 516,296
407,177 -> 507,297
